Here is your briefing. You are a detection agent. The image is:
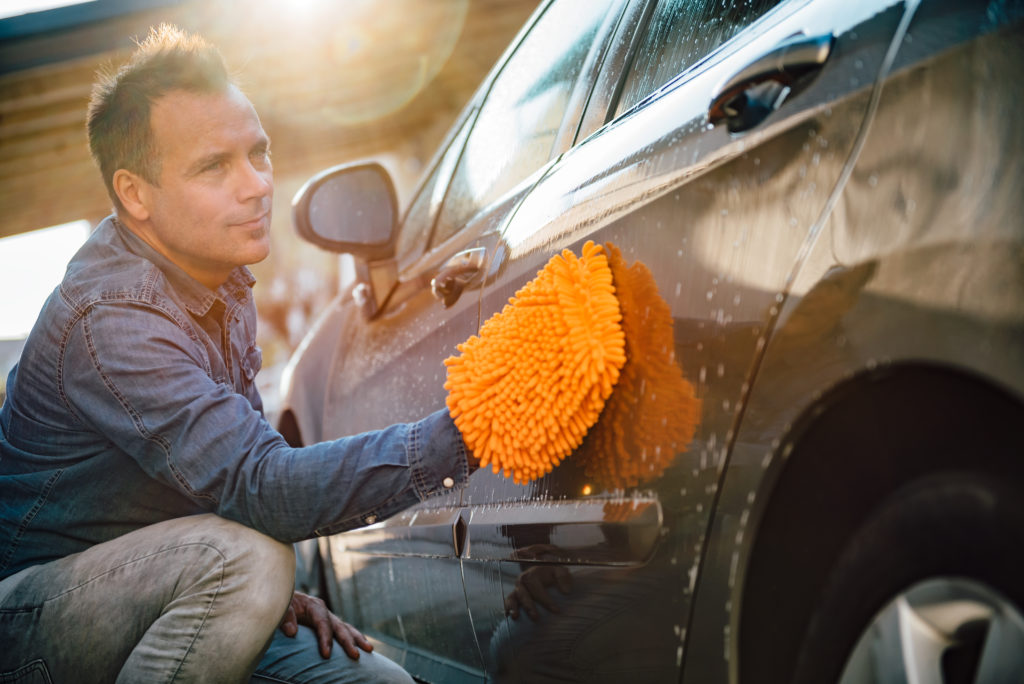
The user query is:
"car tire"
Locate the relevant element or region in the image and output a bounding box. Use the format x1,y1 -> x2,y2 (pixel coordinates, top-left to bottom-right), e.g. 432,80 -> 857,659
738,367 -> 1024,684
792,471 -> 1024,683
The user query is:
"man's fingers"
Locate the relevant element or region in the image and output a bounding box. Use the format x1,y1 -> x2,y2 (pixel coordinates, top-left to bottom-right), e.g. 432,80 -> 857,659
505,566 -> 573,621
308,601 -> 335,658
504,593 -> 521,619
514,581 -> 540,620
333,617 -> 373,660
522,570 -> 561,614
555,567 -> 573,595
279,603 -> 299,637
349,624 -> 373,653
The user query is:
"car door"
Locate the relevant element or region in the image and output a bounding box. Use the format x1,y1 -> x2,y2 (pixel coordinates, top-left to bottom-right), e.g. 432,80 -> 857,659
456,0 -> 913,681
314,108 -> 486,683
315,1 -> 626,680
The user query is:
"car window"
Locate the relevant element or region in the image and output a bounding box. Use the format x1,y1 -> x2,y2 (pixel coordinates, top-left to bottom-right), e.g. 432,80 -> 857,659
615,0 -> 784,116
394,112 -> 475,268
433,0 -> 616,246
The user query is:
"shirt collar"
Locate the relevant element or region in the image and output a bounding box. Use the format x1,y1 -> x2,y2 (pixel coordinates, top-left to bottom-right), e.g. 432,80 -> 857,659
111,215 -> 256,318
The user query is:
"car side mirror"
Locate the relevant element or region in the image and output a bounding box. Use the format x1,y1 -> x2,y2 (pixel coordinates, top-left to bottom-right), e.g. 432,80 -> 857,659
292,162 -> 400,318
291,161 -> 398,262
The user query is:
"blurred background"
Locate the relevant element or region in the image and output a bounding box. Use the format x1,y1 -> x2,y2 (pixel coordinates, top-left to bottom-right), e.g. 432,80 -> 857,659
0,0 -> 539,414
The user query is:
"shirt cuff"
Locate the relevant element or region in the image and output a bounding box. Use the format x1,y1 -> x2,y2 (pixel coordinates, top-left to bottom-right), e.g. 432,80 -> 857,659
406,408 -> 471,501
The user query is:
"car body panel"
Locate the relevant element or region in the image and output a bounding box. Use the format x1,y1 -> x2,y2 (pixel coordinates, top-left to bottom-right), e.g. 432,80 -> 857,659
278,0 -> 1024,681
307,2 -> 628,679
457,0 -> 912,679
684,5 -> 1024,680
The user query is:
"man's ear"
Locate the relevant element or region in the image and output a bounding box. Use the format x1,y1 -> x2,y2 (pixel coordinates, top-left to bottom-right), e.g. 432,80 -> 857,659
113,169 -> 151,222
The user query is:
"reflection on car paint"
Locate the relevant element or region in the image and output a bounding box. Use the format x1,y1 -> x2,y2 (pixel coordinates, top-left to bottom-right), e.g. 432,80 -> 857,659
579,243 -> 701,490
280,0 -> 1024,680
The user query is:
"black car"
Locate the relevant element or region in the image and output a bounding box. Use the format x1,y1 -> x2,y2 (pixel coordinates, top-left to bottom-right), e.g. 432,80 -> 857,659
279,0 -> 1024,681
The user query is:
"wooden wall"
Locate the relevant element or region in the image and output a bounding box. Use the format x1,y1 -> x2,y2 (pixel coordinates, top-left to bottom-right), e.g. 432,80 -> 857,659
0,0 -> 540,240
0,0 -> 539,371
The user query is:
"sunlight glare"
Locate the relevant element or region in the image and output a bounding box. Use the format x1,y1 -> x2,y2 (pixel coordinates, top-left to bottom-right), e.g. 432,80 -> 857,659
0,0 -> 95,20
0,220 -> 90,340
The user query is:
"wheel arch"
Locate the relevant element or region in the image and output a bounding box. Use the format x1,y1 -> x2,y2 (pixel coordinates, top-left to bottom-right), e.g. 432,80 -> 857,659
736,360 -> 1024,682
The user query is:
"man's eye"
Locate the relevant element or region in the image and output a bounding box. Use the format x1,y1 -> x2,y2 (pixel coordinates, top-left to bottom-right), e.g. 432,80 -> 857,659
203,160 -> 225,173
253,149 -> 271,165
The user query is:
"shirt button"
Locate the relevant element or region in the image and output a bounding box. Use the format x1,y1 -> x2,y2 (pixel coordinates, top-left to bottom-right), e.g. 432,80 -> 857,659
365,515 -> 377,524
443,477 -> 455,488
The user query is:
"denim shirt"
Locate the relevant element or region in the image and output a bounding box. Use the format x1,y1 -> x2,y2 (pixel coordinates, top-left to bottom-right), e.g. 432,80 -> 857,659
0,215 -> 469,580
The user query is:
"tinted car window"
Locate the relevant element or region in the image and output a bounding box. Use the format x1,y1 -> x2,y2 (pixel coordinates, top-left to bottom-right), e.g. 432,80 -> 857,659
616,0 -> 783,115
394,112 -> 474,266
434,0 -> 615,245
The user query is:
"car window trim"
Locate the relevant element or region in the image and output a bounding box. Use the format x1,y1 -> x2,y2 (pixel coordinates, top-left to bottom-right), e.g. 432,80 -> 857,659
394,106 -> 476,271
605,0 -> 811,124
394,1 -> 558,264
550,0 -> 632,156
575,0 -> 658,142
421,107 -> 479,253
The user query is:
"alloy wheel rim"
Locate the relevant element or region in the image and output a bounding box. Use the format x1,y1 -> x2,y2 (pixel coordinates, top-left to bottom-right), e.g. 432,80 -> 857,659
838,577 -> 1024,684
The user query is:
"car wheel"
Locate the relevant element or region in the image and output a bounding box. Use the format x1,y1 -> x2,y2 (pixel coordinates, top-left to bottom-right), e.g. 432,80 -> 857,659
792,472 -> 1024,684
837,577 -> 1024,683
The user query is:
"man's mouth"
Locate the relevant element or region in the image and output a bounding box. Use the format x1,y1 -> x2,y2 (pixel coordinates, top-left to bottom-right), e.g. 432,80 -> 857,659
233,212 -> 269,229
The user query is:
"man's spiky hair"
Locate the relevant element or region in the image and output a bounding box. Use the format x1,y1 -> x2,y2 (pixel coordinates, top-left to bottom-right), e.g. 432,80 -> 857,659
87,24 -> 231,210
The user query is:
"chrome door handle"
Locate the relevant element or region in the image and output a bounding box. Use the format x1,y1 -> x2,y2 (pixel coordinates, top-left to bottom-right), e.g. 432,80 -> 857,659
431,247 -> 486,308
709,32 -> 834,133
460,498 -> 663,565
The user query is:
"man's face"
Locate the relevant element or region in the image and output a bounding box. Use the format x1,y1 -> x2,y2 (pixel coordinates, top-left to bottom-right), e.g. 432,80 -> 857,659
134,85 -> 273,288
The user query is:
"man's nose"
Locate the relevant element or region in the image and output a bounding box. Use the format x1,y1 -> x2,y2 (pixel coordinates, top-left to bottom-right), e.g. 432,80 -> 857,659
237,160 -> 272,201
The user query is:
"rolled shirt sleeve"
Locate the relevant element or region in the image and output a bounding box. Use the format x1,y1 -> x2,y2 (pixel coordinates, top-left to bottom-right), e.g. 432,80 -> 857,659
62,302 -> 469,542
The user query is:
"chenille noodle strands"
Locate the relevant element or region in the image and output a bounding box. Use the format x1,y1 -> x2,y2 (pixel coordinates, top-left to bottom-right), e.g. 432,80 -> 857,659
445,241 -> 626,484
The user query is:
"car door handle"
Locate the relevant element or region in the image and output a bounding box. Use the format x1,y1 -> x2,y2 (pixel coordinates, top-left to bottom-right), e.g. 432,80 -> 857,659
709,32 -> 834,133
333,508 -> 466,558
431,247 -> 486,308
461,498 -> 663,565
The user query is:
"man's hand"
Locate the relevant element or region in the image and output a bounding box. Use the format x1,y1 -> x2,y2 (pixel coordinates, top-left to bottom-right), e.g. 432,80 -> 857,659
504,565 -> 573,621
279,591 -> 373,660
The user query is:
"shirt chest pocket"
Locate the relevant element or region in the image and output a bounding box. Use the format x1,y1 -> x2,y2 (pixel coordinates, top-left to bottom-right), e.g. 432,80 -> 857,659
241,343 -> 262,383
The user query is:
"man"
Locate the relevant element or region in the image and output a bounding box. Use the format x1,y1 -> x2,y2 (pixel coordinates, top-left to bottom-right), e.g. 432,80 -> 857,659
0,25 -> 471,683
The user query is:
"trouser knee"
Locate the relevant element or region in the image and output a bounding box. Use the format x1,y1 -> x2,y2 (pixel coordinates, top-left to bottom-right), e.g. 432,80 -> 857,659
0,514 -> 298,683
181,514 -> 296,631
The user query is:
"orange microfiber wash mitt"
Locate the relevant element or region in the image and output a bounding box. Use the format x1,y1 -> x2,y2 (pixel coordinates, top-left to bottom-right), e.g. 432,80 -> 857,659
577,243 -> 701,490
444,241 -> 626,483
